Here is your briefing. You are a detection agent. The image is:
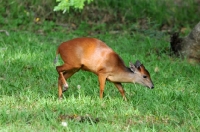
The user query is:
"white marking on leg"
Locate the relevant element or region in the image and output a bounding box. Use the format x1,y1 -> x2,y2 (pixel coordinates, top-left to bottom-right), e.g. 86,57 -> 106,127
64,83 -> 68,88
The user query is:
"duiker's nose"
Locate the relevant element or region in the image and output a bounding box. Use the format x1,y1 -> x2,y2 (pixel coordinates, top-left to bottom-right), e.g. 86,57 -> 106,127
149,84 -> 154,89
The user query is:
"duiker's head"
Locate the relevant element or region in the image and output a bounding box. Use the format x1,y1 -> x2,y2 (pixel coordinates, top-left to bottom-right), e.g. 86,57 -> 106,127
129,60 -> 154,89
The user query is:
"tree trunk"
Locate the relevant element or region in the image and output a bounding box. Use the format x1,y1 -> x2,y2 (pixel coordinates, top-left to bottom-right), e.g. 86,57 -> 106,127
170,22 -> 200,64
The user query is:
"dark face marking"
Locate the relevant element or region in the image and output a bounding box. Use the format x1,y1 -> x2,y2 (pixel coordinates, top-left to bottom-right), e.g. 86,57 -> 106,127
138,65 -> 151,79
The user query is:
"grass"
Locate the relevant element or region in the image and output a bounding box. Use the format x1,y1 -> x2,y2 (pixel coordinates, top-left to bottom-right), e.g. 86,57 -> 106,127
0,0 -> 200,131
0,29 -> 200,131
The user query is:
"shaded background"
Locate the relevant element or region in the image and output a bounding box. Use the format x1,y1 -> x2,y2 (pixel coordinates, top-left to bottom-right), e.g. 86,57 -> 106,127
1,0 -> 200,35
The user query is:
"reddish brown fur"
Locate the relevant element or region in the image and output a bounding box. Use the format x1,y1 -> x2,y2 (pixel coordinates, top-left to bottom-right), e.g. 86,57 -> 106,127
55,37 -> 154,100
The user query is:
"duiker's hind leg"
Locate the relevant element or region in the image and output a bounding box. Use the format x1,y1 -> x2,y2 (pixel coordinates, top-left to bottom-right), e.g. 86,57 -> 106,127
62,70 -> 77,92
56,64 -> 79,99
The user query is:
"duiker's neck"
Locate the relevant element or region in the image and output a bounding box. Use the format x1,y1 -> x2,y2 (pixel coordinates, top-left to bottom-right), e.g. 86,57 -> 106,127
107,66 -> 136,83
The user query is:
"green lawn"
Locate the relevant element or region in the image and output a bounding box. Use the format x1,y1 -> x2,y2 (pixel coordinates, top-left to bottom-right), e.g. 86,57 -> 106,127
0,30 -> 200,131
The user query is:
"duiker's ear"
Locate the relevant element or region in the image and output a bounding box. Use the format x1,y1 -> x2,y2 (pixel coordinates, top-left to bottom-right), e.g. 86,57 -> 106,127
129,62 -> 136,72
134,60 -> 141,68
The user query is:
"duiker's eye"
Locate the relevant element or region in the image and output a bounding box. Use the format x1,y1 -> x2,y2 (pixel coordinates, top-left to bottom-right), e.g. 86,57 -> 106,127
143,75 -> 147,78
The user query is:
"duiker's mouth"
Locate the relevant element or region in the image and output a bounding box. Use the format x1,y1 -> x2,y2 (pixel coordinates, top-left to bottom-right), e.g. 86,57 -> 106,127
147,84 -> 154,89
150,85 -> 154,89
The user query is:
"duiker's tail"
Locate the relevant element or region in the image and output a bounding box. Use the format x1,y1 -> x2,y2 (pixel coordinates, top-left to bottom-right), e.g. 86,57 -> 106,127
54,49 -> 59,65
